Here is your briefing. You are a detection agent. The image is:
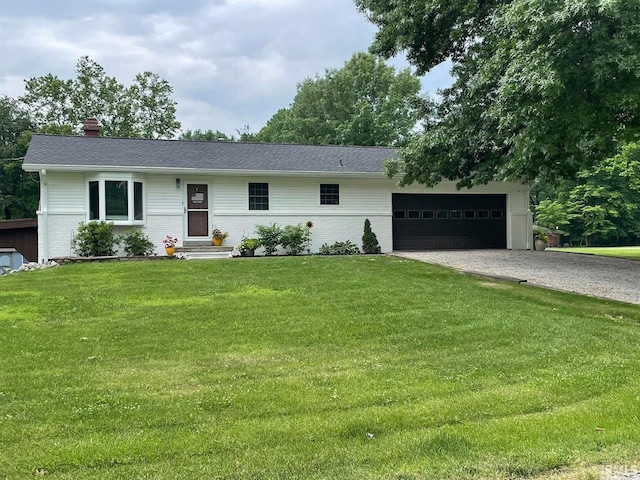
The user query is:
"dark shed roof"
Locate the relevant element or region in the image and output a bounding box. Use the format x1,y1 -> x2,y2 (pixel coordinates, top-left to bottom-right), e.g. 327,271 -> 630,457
23,134 -> 399,174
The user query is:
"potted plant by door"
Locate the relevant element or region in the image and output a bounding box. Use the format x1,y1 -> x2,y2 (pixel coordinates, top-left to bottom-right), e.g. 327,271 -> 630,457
533,228 -> 549,251
163,235 -> 178,256
237,237 -> 260,257
212,227 -> 229,246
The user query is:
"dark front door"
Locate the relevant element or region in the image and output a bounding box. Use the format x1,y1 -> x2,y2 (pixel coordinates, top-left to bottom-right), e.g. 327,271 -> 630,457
187,184 -> 209,237
392,194 -> 507,250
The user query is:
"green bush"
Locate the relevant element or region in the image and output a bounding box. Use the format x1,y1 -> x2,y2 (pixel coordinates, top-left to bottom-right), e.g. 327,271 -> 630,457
120,229 -> 155,256
362,219 -> 381,254
255,223 -> 283,256
280,224 -> 307,255
73,221 -> 117,257
318,240 -> 361,255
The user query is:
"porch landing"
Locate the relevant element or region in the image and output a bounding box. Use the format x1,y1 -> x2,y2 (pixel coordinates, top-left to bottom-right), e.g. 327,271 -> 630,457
176,241 -> 232,260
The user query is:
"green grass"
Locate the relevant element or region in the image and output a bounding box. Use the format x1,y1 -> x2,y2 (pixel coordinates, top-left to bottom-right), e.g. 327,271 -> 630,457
549,246 -> 640,259
1,256 -> 639,479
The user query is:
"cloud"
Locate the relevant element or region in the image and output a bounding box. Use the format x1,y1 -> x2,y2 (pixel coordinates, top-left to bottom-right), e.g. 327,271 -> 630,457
0,0 -> 452,136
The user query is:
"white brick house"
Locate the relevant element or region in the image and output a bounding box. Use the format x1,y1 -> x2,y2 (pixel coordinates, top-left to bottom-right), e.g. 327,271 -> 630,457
23,130 -> 532,262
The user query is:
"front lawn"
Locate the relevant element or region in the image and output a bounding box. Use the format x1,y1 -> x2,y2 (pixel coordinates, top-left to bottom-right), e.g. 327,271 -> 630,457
1,256 -> 639,479
549,246 -> 640,259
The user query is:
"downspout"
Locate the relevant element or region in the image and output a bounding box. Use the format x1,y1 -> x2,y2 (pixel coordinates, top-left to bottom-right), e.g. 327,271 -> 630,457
38,169 -> 48,263
525,182 -> 533,250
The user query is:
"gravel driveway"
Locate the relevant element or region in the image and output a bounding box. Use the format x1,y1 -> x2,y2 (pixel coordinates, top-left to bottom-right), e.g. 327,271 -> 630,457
393,250 -> 640,305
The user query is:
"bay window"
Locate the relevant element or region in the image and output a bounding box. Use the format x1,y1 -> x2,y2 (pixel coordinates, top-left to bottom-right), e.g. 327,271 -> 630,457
87,175 -> 145,224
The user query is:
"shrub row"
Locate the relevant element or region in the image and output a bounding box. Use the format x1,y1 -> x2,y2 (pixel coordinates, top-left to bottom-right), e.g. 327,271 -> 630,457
255,223 -> 310,256
74,218 -> 381,258
74,221 -> 154,257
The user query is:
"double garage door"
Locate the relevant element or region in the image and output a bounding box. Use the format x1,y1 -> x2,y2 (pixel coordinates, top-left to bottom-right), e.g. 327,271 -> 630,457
393,194 -> 507,250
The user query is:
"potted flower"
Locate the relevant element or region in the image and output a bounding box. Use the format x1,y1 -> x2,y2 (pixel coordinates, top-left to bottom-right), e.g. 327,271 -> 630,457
533,228 -> 549,251
237,237 -> 260,257
212,227 -> 229,246
162,235 -> 178,256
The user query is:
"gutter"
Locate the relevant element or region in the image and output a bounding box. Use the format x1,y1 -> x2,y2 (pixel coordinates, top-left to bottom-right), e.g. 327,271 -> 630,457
20,164 -> 391,179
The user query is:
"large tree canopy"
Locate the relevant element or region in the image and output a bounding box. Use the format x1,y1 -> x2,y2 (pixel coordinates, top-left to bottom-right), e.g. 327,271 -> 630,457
21,56 -> 181,139
0,96 -> 37,219
255,52 -> 428,146
535,142 -> 640,245
357,0 -> 640,187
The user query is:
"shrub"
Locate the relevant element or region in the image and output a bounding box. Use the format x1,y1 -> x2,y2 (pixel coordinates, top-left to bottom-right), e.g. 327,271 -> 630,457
237,237 -> 260,253
318,240 -> 361,256
255,223 -> 283,256
73,221 -> 117,257
362,219 -> 381,254
281,224 -> 307,255
120,229 -> 155,256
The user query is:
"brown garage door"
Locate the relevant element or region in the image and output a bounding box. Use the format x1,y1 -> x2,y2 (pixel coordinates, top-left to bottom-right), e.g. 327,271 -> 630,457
392,194 -> 507,250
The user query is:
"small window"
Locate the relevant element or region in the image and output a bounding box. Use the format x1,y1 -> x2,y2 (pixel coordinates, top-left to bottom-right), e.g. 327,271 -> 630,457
477,210 -> 489,219
491,210 -> 503,219
320,184 -> 339,205
464,210 -> 476,219
436,210 -> 449,219
394,210 -> 406,219
134,182 -> 144,221
89,181 -> 99,220
249,183 -> 269,210
422,210 -> 435,219
408,210 -> 420,219
450,210 -> 462,219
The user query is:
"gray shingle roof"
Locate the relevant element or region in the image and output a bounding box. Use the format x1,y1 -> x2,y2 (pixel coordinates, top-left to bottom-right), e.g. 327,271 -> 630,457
23,134 -> 399,174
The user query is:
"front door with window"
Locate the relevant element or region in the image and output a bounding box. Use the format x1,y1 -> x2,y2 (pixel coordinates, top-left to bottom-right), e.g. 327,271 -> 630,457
187,184 -> 209,237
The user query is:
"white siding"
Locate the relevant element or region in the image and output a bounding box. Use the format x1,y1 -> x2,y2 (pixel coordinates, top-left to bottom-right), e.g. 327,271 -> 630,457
39,171 -> 531,260
47,172 -> 86,215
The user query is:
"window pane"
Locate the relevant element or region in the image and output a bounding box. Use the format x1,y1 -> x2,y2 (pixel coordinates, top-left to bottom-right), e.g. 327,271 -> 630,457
393,210 -> 406,219
105,180 -> 128,220
436,210 -> 449,219
320,183 -> 339,205
89,181 -> 99,220
422,210 -> 434,219
464,210 -> 476,219
248,183 -> 269,210
491,210 -> 503,219
450,210 -> 462,219
477,210 -> 489,219
134,182 -> 143,221
408,210 -> 420,219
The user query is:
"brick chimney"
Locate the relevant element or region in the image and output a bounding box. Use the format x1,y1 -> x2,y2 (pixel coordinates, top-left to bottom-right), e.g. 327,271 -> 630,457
83,117 -> 101,137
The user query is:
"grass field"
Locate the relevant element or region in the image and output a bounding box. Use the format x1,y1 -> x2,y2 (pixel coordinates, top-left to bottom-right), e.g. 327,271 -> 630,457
1,256 -> 639,479
549,246 -> 640,259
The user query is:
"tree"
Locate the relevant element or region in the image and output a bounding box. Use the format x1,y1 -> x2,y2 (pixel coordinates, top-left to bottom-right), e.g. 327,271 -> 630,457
535,143 -> 640,245
357,0 -> 640,187
255,52 -> 428,146
21,56 -> 180,139
0,96 -> 38,219
179,129 -> 234,142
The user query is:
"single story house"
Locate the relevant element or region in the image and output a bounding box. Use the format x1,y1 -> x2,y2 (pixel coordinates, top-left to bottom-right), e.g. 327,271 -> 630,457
22,122 -> 532,262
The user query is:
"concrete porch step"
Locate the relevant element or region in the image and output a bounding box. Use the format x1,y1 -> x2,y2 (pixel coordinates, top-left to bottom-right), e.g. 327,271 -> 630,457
175,244 -> 233,260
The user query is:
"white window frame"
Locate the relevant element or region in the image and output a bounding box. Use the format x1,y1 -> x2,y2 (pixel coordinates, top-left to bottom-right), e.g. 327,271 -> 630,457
248,182 -> 270,211
86,173 -> 146,226
319,183 -> 341,206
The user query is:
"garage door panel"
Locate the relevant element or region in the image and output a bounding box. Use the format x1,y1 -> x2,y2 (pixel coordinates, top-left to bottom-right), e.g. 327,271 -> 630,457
392,194 -> 507,250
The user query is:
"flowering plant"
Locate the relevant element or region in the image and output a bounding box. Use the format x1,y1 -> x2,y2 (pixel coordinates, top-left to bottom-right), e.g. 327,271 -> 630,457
212,227 -> 229,239
237,237 -> 260,252
162,235 -> 178,248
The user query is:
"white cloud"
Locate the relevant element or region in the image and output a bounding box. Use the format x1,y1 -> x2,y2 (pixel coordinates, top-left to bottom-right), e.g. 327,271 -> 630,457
0,0 -> 453,136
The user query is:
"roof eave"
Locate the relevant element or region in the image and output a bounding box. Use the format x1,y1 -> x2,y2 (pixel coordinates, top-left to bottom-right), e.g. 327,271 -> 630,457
20,163 -> 387,178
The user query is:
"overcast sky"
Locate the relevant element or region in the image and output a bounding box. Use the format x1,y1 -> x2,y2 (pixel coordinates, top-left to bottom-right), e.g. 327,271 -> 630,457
0,0 -> 451,136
